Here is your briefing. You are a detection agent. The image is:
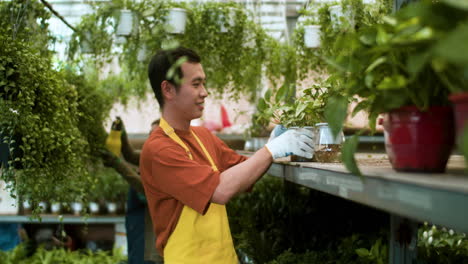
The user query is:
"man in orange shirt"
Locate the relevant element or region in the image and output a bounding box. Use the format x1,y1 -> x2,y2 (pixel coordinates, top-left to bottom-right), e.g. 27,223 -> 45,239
140,47 -> 314,263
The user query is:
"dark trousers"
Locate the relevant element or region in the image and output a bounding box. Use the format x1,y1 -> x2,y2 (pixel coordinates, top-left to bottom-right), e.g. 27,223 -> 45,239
126,188 -> 155,264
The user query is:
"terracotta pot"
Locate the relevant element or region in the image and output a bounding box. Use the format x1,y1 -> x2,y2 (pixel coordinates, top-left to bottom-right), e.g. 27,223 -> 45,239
383,106 -> 455,173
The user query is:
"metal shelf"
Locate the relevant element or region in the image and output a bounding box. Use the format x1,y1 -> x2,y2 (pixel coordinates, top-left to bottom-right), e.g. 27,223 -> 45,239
266,154 -> 468,233
0,214 -> 125,224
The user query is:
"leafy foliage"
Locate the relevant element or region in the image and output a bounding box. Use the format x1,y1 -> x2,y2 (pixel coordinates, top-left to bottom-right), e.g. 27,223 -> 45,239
418,222 -> 468,264
0,23 -> 92,214
0,245 -> 126,264
255,82 -> 332,128
227,176 -> 389,264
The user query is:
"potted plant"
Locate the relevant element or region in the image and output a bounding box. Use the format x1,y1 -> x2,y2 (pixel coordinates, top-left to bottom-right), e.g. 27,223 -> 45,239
324,0 -> 456,174
257,83 -> 332,161
98,166 -> 128,214
420,1 -> 468,160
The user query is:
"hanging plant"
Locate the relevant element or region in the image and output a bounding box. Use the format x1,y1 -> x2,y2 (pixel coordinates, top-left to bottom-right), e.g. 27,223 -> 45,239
0,26 -> 93,215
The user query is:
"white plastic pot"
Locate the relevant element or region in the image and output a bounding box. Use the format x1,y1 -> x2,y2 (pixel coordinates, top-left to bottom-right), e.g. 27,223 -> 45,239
165,8 -> 187,34
106,202 -> 117,214
22,200 -> 31,210
89,202 -> 100,214
137,45 -> 148,62
329,5 -> 354,29
116,9 -> 134,36
71,202 -> 83,215
304,25 -> 321,48
219,8 -> 236,33
80,32 -> 93,54
38,201 -> 48,213
51,203 -> 61,214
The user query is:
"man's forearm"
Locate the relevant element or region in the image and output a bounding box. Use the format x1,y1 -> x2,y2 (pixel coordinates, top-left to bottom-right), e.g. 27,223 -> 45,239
121,132 -> 140,166
112,160 -> 145,194
211,147 -> 273,204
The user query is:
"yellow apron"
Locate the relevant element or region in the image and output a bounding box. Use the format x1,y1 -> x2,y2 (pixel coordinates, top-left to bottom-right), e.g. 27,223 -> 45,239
160,118 -> 238,264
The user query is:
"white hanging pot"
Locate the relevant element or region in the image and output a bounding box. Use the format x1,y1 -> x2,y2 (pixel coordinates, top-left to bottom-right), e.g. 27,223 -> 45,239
22,200 -> 31,210
80,32 -> 93,54
116,9 -> 134,36
51,203 -> 61,214
165,8 -> 187,34
304,25 -> 321,48
137,45 -> 148,62
329,5 -> 344,28
329,5 -> 354,29
38,201 -> 48,213
106,202 -> 117,214
71,202 -> 83,215
219,8 -> 236,33
89,202 -> 100,214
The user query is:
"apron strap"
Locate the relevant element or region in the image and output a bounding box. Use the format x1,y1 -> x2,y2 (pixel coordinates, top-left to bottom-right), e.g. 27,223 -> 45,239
160,117 -> 218,172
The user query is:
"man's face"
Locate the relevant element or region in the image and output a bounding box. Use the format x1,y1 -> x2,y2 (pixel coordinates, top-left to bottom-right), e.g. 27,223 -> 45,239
172,62 -> 207,121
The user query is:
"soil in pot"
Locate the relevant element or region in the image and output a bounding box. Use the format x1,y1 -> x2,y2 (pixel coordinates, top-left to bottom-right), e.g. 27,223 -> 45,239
312,144 -> 342,163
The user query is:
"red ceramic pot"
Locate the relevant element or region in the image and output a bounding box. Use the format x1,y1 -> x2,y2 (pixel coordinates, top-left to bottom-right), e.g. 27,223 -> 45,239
449,92 -> 468,139
383,106 -> 455,173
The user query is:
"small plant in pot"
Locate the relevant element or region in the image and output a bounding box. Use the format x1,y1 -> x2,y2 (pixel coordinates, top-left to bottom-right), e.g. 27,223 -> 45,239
98,166 -> 128,214
324,0 -> 456,174
257,84 -> 329,161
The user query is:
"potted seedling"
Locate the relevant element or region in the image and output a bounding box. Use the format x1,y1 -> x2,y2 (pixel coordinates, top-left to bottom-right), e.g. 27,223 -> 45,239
257,84 -> 330,161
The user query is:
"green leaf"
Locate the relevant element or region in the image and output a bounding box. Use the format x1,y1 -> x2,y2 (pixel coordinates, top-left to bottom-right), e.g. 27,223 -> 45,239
342,135 -> 362,176
365,57 -> 387,73
441,0 -> 468,10
407,52 -> 430,76
324,95 -> 348,138
264,89 -> 272,102
257,98 -> 267,112
356,248 -> 370,257
434,22 -> 468,65
275,85 -> 288,103
295,103 -> 307,118
376,26 -> 390,45
377,75 -> 407,90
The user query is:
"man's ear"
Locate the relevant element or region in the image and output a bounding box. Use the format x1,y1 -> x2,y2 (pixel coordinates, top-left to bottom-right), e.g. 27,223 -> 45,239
161,80 -> 175,101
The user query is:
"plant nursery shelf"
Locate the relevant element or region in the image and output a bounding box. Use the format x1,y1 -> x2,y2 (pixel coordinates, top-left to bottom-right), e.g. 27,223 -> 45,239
267,153 -> 468,233
0,214 -> 125,224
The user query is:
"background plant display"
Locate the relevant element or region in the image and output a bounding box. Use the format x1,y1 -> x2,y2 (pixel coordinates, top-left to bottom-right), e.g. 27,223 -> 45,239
228,177 -> 468,264
227,177 -> 390,264
0,4 -> 94,214
320,0 -> 467,174
0,0 -> 125,215
68,0 -> 276,103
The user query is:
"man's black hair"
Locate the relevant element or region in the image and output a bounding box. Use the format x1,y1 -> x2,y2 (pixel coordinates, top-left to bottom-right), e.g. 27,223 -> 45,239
148,47 -> 201,108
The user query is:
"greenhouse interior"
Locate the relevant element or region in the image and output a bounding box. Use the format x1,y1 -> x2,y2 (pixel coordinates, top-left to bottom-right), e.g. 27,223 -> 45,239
0,0 -> 467,263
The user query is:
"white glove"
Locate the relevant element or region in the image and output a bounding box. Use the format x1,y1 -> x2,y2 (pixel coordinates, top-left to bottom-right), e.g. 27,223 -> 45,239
265,128 -> 315,159
268,125 -> 288,142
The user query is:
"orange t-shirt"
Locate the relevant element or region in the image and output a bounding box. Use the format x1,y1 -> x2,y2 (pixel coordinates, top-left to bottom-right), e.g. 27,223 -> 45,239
140,126 -> 247,256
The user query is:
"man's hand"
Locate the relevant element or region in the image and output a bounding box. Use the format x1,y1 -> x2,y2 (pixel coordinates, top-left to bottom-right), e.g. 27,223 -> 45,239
268,124 -> 288,142
100,149 -> 120,167
265,128 -> 315,159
